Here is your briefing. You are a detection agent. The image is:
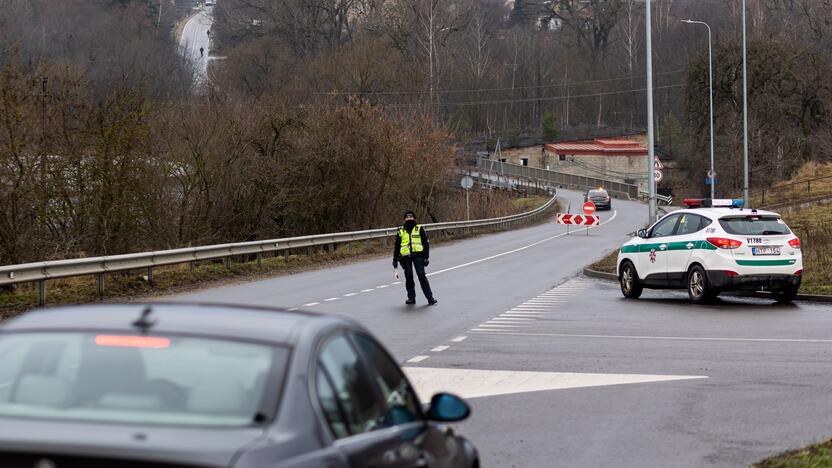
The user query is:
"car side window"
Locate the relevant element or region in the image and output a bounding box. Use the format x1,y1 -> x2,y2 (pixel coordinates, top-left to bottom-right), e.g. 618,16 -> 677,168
317,334 -> 386,436
650,215 -> 679,238
350,333 -> 421,428
676,214 -> 704,236
316,366 -> 350,439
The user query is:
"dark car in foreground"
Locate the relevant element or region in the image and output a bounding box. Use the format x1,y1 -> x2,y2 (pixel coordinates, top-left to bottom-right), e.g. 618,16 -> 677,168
584,188 -> 612,210
0,303 -> 478,467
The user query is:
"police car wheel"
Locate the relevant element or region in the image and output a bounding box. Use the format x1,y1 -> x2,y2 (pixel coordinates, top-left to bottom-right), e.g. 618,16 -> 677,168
772,285 -> 798,304
619,261 -> 642,299
687,265 -> 716,303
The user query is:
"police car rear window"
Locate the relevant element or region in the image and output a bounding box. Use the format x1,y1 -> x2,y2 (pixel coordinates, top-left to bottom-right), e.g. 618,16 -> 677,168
718,216 -> 791,236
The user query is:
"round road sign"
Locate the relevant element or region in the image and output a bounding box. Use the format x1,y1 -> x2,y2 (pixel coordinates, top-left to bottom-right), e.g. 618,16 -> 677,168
582,201 -> 596,215
654,169 -> 664,183
461,175 -> 474,190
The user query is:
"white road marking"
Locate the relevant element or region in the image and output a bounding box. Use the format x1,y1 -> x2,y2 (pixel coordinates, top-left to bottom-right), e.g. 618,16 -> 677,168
407,355 -> 430,363
376,285 -> 389,289
360,289 -> 374,293
324,297 -> 339,302
451,336 -> 467,343
343,293 -> 358,297
468,330 -> 832,343
287,307 -> 299,311
431,345 -> 450,352
480,323 -> 525,328
493,317 -> 536,321
503,313 -> 546,317
426,210 -> 617,278
302,302 -> 320,307
392,281 -> 402,285
403,367 -> 707,402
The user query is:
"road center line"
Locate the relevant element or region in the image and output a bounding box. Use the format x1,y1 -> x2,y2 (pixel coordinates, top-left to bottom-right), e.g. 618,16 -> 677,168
451,336 -> 467,342
360,289 -> 374,293
343,293 -> 358,297
407,355 -> 430,363
431,345 -> 450,352
302,302 -> 320,307
426,210 -> 617,278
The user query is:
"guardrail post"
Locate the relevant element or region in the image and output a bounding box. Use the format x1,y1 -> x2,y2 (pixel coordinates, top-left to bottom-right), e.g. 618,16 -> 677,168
224,257 -> 231,269
146,267 -> 153,286
283,250 -> 290,262
256,253 -> 262,268
189,261 -> 196,273
97,273 -> 105,299
347,242 -> 352,253
382,237 -> 388,248
38,280 -> 46,306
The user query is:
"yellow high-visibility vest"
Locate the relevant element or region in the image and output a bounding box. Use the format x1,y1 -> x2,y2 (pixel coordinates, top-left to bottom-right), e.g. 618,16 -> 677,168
399,225 -> 424,256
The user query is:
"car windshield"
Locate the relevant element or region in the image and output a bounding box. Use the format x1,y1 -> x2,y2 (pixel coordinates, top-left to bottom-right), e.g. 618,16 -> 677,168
718,216 -> 791,236
0,332 -> 286,427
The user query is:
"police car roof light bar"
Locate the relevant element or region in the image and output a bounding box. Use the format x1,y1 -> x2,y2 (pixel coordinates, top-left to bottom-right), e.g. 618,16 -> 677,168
683,198 -> 745,209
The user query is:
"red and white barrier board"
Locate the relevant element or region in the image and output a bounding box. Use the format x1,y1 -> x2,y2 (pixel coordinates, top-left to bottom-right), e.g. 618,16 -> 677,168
556,213 -> 600,226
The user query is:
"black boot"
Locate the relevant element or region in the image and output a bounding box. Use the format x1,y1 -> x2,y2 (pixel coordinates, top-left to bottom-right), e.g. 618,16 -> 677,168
427,297 -> 438,305
405,298 -> 416,305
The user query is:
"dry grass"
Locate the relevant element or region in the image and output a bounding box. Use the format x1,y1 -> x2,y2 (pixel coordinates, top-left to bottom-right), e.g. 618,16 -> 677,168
589,250 -> 619,274
783,204 -> 832,295
755,440 -> 832,468
751,162 -> 832,207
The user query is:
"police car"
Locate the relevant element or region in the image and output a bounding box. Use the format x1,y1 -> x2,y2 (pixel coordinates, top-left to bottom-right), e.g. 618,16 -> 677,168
616,199 -> 802,303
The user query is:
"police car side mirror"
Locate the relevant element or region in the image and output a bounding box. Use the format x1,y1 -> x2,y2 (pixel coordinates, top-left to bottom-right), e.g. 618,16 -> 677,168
637,229 -> 648,239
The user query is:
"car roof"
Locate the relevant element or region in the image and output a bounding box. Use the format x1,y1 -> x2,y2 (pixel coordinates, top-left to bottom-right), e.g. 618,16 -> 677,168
0,302 -> 356,345
669,207 -> 781,218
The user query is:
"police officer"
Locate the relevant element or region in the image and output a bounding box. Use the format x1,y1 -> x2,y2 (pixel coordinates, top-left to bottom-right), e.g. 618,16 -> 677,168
393,210 -> 437,305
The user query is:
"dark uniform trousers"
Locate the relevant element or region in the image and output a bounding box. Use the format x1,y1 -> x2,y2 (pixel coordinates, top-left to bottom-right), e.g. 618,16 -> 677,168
399,256 -> 433,300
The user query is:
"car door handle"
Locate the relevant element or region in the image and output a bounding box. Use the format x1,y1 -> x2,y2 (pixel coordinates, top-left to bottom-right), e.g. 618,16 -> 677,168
659,244 -> 667,250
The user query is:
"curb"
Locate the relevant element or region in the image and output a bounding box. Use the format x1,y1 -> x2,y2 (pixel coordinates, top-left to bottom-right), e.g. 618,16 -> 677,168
582,268 -> 617,282
582,268 -> 832,304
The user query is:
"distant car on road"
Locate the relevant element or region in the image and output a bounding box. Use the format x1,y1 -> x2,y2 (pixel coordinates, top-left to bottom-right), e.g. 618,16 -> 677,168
205,0 -> 214,6
584,188 -> 612,210
0,303 -> 478,467
617,199 -> 802,303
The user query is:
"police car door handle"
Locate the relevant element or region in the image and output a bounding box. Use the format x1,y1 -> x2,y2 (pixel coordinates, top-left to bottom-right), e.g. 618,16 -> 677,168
659,244 -> 668,250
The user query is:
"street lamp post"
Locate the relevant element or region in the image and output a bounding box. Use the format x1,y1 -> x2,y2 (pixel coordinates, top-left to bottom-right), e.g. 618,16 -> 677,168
742,0 -> 749,206
682,19 -> 715,199
645,0 -> 657,224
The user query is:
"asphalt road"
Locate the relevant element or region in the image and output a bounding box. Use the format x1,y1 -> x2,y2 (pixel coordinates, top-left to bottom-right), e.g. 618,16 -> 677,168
170,189 -> 642,362
170,190 -> 832,466
179,6 -> 212,84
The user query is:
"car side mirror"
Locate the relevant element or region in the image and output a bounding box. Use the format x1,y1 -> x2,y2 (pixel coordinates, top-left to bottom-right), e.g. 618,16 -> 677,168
637,229 -> 648,239
426,393 -> 470,422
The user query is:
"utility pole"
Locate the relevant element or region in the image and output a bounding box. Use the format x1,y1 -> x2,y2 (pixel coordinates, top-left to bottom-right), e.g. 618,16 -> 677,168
742,0 -> 750,206
645,0 -> 657,223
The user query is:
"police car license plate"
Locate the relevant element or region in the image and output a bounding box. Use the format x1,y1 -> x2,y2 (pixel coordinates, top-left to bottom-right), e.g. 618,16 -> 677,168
751,246 -> 780,256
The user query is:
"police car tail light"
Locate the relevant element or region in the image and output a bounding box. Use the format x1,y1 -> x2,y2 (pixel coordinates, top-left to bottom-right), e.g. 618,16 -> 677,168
725,270 -> 739,277
706,237 -> 742,249
795,269 -> 803,276
788,237 -> 801,249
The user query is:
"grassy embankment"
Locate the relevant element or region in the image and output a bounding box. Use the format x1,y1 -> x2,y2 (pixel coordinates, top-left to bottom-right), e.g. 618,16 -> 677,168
0,196 -> 555,321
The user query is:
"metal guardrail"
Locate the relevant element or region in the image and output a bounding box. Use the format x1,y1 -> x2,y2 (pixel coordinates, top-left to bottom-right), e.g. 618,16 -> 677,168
478,158 -> 640,199
638,191 -> 673,206
0,194 -> 558,306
